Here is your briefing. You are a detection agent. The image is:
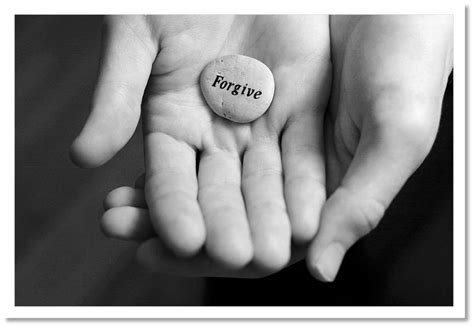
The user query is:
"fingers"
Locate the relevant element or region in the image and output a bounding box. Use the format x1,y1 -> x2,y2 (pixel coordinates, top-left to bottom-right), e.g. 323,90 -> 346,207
103,186 -> 146,210
308,103 -> 440,282
137,238 -> 266,278
137,238 -> 308,278
101,182 -> 305,277
282,111 -> 326,244
99,181 -> 295,276
101,186 -> 151,241
101,207 -> 154,241
70,16 -> 157,168
242,139 -> 291,272
145,132 -> 206,257
197,151 -> 253,269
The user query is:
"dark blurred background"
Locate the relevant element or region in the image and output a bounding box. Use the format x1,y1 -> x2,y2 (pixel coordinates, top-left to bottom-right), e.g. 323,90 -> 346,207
15,15 -> 453,306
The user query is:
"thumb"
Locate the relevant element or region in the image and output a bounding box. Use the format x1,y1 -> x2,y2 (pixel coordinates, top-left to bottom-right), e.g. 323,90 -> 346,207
70,16 -> 157,168
307,100 -> 441,282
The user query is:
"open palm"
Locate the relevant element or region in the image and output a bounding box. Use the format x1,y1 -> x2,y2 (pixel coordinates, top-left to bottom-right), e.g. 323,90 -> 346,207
98,15 -> 453,281
72,15 -> 331,275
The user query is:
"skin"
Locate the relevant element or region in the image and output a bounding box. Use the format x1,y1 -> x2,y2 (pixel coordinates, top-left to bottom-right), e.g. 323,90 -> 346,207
74,15 -> 453,281
309,15 -> 452,280
71,15 -> 332,274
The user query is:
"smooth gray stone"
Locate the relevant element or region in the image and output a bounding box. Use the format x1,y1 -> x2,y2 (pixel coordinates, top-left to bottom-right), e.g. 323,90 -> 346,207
200,55 -> 275,123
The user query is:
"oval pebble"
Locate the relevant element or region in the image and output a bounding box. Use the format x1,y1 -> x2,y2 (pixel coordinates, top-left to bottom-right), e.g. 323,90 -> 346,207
200,55 -> 275,123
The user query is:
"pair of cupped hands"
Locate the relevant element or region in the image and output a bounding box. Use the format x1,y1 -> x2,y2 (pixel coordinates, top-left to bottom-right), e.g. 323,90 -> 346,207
70,15 -> 453,281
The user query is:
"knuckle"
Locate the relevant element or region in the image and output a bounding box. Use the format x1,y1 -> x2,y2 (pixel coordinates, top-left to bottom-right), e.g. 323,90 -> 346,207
369,95 -> 439,157
248,202 -> 286,218
331,188 -> 386,240
391,116 -> 436,157
350,197 -> 386,237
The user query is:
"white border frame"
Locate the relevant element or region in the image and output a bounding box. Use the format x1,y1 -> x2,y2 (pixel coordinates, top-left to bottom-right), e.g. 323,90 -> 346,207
3,0 -> 466,320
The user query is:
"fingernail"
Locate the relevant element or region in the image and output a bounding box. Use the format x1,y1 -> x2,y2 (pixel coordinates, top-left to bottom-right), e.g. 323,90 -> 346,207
311,243 -> 345,282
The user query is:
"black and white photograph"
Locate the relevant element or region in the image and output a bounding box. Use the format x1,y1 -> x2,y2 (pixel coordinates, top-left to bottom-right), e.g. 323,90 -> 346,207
9,1 -> 468,321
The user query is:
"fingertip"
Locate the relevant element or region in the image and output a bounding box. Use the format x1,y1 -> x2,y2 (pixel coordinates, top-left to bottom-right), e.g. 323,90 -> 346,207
103,186 -> 146,210
159,216 -> 206,258
206,234 -> 253,270
249,211 -> 292,273
103,187 -> 124,210
167,231 -> 206,258
306,257 -> 333,282
290,217 -> 319,245
252,235 -> 291,274
69,134 -> 111,169
147,195 -> 206,258
100,208 -> 121,238
101,207 -> 154,241
253,250 -> 290,274
285,180 -> 325,245
69,138 -> 96,169
70,111 -> 138,169
306,242 -> 346,282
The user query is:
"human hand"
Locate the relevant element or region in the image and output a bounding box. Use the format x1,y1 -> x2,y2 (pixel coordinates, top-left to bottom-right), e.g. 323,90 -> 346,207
305,15 -> 453,281
99,15 -> 453,282
71,15 -> 331,273
102,174 -> 308,278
